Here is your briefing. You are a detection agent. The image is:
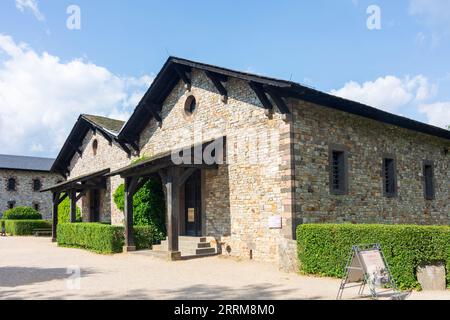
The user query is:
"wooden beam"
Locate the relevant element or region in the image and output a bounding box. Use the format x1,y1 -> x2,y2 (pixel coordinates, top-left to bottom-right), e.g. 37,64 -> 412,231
249,82 -> 273,110
57,193 -> 68,205
117,140 -> 132,156
205,71 -> 228,100
123,177 -> 136,251
69,189 -> 77,223
68,142 -> 82,156
134,176 -> 151,194
52,192 -> 60,242
264,86 -> 290,115
178,168 -> 197,187
165,167 -> 181,258
173,64 -> 191,89
75,190 -> 87,202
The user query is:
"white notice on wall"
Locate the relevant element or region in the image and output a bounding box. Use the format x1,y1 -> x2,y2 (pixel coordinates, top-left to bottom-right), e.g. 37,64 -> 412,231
268,215 -> 282,229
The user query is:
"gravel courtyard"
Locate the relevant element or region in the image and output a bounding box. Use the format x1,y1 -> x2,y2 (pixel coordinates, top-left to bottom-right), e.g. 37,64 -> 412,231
1,237 -> 449,300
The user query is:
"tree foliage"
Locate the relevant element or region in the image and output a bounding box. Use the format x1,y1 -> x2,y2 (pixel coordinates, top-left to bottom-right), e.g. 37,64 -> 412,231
113,178 -> 166,238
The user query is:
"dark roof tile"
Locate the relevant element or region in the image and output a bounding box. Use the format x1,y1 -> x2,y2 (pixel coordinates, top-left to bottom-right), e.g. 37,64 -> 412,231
0,154 -> 55,172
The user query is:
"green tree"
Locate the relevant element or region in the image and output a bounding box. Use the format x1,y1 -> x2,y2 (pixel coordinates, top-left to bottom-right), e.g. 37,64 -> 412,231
113,178 -> 166,237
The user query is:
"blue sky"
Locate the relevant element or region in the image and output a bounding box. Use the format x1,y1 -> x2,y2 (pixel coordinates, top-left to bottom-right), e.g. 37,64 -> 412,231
0,0 -> 449,157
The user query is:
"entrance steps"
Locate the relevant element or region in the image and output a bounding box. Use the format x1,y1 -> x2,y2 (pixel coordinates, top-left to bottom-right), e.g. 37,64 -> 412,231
152,236 -> 217,258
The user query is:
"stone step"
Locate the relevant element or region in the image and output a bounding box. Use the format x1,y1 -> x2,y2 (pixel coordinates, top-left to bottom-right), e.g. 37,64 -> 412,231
153,242 -> 212,252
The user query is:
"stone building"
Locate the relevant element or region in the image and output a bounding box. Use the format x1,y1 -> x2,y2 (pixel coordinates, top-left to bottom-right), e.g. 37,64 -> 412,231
44,57 -> 450,270
0,154 -> 62,219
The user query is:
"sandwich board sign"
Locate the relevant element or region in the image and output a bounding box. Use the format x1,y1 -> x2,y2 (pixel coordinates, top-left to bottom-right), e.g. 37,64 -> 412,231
337,244 -> 402,300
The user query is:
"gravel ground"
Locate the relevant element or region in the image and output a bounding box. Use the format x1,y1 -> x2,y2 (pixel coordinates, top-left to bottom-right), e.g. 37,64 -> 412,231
1,237 -> 449,300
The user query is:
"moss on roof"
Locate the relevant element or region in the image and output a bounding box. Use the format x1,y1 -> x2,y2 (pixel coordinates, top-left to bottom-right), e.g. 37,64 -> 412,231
82,114 -> 125,133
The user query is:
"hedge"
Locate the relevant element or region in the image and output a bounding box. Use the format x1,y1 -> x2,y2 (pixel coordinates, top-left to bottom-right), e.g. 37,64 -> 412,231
57,223 -> 164,254
2,220 -> 52,236
297,224 -> 450,290
2,207 -> 42,220
58,197 -> 82,223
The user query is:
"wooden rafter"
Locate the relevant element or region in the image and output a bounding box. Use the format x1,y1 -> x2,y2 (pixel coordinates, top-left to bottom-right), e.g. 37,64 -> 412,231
173,64 -> 191,88
264,85 -> 290,115
248,82 -> 273,110
205,71 -> 228,99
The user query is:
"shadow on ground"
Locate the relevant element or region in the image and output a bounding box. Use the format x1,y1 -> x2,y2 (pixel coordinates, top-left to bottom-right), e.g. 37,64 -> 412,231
0,266 -> 96,288
153,283 -> 321,300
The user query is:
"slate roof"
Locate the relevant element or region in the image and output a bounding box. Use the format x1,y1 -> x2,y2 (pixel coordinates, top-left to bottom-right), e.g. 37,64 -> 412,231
51,114 -> 127,176
0,154 -> 55,172
82,114 -> 125,134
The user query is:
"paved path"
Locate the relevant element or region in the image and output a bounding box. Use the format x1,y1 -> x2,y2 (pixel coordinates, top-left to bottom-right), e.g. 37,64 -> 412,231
1,237 -> 449,300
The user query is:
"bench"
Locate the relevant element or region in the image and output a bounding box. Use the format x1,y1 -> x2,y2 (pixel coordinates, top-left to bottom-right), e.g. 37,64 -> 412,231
33,228 -> 52,237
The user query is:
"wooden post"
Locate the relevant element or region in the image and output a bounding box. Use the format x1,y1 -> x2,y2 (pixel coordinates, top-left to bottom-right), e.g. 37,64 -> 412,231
123,177 -> 136,252
165,167 -> 181,260
69,189 -> 77,223
52,192 -> 59,242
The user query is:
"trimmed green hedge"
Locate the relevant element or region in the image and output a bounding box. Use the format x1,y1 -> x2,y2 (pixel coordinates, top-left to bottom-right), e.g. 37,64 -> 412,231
58,197 -> 82,223
2,207 -> 42,220
3,220 -> 52,236
297,224 -> 450,290
57,223 -> 163,254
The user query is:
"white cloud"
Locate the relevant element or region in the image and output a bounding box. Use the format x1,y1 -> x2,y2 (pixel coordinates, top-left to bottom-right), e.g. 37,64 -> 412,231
330,75 -> 435,112
15,0 -> 45,21
418,102 -> 450,128
331,75 -> 450,129
0,34 -> 152,157
409,0 -> 450,29
409,0 -> 450,46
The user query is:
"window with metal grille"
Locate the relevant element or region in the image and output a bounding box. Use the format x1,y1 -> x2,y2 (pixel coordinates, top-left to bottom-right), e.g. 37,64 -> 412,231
329,149 -> 347,194
33,179 -> 42,192
7,178 -> 16,191
383,158 -> 396,197
423,162 -> 435,200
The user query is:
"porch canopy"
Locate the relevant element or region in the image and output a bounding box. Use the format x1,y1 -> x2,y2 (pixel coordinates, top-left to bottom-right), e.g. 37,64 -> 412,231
107,138 -> 223,259
41,168 -> 110,241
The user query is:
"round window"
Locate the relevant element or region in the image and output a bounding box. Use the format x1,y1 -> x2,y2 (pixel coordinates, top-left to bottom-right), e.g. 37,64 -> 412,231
184,95 -> 197,116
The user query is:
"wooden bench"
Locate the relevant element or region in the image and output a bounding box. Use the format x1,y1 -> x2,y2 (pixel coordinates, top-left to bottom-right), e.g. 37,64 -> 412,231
33,228 -> 52,237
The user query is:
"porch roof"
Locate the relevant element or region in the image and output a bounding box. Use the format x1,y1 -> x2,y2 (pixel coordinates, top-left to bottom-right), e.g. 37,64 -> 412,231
41,168 -> 110,193
107,139 -> 223,178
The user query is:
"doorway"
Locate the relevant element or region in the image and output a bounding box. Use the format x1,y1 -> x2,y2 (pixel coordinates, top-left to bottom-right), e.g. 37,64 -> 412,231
184,170 -> 202,236
89,189 -> 100,222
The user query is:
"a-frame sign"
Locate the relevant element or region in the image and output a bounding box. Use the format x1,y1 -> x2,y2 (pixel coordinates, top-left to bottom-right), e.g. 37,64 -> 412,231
337,244 -> 402,300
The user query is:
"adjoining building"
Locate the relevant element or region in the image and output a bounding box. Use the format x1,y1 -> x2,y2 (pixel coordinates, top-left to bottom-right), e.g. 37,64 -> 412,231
43,57 -> 450,270
0,154 -> 62,219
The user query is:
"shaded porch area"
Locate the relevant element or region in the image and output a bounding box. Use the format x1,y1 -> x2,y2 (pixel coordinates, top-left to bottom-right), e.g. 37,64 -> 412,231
41,169 -> 110,242
107,139 -> 224,260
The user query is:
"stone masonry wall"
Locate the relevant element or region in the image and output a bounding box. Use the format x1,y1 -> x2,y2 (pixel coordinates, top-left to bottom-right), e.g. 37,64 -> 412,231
0,169 -> 62,219
138,69 -> 294,263
68,129 -> 132,224
291,99 -> 450,226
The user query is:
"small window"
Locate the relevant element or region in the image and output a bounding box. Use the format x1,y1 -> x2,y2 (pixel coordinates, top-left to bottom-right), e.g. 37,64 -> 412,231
184,95 -> 197,115
33,179 -> 42,192
329,148 -> 348,195
7,201 -> 15,209
7,178 -> 16,191
92,139 -> 98,156
382,157 -> 397,197
33,202 -> 40,211
423,161 -> 435,200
